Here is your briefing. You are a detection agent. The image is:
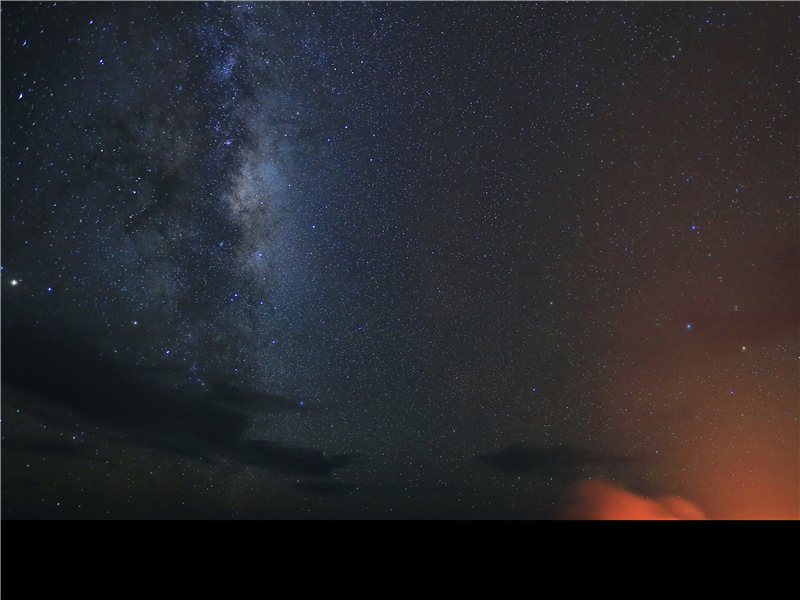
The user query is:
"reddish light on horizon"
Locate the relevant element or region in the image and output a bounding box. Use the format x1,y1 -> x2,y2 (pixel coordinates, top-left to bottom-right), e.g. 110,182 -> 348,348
561,480 -> 708,520
560,479 -> 799,520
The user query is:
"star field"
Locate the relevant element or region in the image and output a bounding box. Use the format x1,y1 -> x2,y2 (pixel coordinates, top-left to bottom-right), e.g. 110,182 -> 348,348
1,1 -> 797,519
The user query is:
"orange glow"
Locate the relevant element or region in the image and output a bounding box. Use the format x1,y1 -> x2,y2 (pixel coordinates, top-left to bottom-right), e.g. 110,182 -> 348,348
681,454 -> 800,520
561,479 -> 799,520
560,480 -> 707,520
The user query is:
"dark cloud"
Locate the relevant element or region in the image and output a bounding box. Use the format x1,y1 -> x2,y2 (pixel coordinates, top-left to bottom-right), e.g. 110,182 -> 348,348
1,317 -> 356,477
236,441 -> 360,477
293,481 -> 361,497
8,439 -> 92,458
478,443 -> 629,476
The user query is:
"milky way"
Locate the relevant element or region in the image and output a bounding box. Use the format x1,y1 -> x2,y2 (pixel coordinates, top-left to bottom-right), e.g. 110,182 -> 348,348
2,2 -> 797,519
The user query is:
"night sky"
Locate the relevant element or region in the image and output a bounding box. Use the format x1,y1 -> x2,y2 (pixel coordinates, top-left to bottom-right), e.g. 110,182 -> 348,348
2,1 -> 797,520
